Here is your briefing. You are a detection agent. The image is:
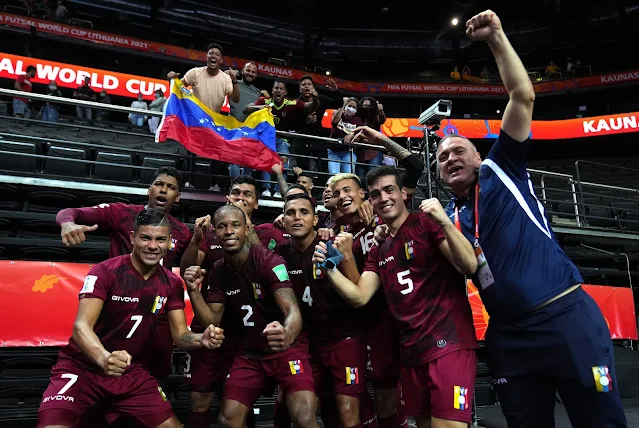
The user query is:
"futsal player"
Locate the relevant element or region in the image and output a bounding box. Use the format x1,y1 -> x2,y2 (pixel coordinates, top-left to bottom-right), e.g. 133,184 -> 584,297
278,193 -> 367,428
56,166 -> 191,381
317,165 -> 479,428
183,205 -> 318,428
438,10 -> 626,427
37,208 -> 224,428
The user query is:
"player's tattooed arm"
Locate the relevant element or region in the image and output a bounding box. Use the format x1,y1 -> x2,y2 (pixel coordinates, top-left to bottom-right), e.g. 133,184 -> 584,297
168,309 -> 224,350
274,287 -> 303,345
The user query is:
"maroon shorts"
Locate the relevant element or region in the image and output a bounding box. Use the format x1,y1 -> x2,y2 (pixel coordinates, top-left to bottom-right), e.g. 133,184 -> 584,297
400,349 -> 476,423
37,358 -> 174,428
364,309 -> 400,388
311,338 -> 367,397
183,335 -> 244,393
223,348 -> 315,408
139,316 -> 174,379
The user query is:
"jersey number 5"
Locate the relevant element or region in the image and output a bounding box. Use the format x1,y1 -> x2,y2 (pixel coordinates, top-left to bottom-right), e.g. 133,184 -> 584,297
397,270 -> 414,295
241,305 -> 255,326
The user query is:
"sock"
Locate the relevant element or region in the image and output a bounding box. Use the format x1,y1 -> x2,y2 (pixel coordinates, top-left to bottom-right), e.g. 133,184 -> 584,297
378,412 -> 398,428
320,397 -> 341,428
246,410 -> 256,428
360,391 -> 378,428
397,383 -> 408,428
187,410 -> 211,428
273,396 -> 292,428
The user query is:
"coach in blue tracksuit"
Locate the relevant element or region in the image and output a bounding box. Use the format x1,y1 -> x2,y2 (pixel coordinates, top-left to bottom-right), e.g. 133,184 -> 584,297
439,9 -> 626,428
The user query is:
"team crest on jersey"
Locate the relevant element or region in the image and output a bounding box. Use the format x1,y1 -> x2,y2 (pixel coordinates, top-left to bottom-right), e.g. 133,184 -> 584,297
372,215 -> 382,227
151,296 -> 167,314
169,237 -> 177,251
453,386 -> 468,410
345,367 -> 359,384
288,360 -> 304,375
252,283 -> 264,300
312,263 -> 325,280
592,366 -> 613,392
404,240 -> 415,260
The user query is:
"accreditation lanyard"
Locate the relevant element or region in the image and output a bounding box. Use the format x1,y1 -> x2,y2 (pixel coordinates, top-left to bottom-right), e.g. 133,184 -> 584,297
454,182 -> 480,242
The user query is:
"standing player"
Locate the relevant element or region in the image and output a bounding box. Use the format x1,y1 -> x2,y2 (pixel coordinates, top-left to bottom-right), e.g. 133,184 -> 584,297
315,166 -> 478,428
328,173 -> 404,428
56,166 -> 192,382
183,205 -> 319,428
278,193 -> 366,428
38,208 -> 224,428
437,10 -> 626,427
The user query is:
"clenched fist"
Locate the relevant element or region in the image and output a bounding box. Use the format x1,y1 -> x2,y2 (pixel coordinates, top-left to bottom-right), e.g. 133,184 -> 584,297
202,324 -> 225,349
183,266 -> 207,293
466,10 -> 503,42
263,321 -> 290,352
419,198 -> 451,226
101,350 -> 132,377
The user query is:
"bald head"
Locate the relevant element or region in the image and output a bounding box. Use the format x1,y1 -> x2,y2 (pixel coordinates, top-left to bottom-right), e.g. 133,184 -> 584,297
214,204 -> 247,226
437,134 -> 482,195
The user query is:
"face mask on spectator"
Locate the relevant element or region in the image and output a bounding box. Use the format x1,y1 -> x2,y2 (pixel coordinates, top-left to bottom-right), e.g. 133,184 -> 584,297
49,84 -> 57,90
345,106 -> 357,116
100,92 -> 106,98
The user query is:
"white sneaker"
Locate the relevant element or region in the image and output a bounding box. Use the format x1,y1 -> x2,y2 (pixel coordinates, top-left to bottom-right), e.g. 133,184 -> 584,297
273,191 -> 282,199
262,189 -> 272,197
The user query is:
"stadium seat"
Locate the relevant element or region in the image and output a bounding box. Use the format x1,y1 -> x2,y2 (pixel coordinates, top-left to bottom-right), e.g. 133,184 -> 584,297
25,191 -> 77,214
94,152 -> 134,182
140,157 -> 177,184
185,204 -> 215,223
83,195 -> 131,207
0,141 -> 39,173
0,219 -> 14,238
18,247 -> 69,262
77,248 -> 110,263
190,159 -> 211,190
43,145 -> 87,178
0,184 -> 21,211
0,246 -> 7,260
20,220 -> 61,239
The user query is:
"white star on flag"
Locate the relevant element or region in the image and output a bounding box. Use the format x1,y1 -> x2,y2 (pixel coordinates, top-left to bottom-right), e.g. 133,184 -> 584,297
199,118 -> 205,124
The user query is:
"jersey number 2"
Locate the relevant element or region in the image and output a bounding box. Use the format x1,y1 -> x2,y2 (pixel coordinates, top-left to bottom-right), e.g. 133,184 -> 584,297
241,305 -> 255,326
302,286 -> 313,306
397,270 -> 414,295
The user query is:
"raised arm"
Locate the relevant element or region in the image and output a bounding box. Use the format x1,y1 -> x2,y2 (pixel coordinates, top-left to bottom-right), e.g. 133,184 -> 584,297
179,215 -> 209,276
468,10 -> 534,142
56,204 -> 118,246
183,266 -> 225,327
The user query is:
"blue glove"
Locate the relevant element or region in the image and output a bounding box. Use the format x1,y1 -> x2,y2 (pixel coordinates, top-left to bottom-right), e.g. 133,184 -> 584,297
317,240 -> 344,270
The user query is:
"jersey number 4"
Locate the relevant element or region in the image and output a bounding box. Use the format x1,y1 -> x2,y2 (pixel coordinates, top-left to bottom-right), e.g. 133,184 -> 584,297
302,286 -> 313,306
397,270 -> 414,295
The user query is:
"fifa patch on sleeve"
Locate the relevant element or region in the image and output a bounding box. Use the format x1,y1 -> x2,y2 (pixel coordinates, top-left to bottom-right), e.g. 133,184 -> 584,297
268,239 -> 277,251
453,386 -> 468,410
288,360 -> 304,375
345,367 -> 359,384
80,275 -> 98,294
592,366 -> 613,392
272,264 -> 289,282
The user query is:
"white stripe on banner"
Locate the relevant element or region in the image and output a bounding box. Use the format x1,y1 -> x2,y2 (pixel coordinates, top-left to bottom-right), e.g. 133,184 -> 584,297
482,159 -> 553,240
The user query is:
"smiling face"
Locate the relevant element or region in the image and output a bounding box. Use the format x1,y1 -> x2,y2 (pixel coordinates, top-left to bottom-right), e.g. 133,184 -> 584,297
228,183 -> 258,217
437,136 -> 482,195
206,47 -> 223,71
283,197 -> 317,239
130,224 -> 170,266
214,208 -> 247,254
332,178 -> 365,216
147,174 -> 180,213
367,174 -> 408,223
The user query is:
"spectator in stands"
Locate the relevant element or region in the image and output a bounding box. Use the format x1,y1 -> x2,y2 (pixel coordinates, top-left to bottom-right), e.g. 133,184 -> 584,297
96,89 -> 112,121
129,93 -> 149,127
54,0 -> 68,21
40,80 -> 62,122
73,77 -> 96,119
244,81 -> 319,197
450,66 -> 461,81
148,89 -> 166,134
228,61 -> 266,178
566,57 -> 574,76
545,61 -> 558,78
480,65 -> 490,79
574,59 -> 582,76
167,43 -> 241,192
296,75 -> 342,172
329,97 -> 362,174
13,65 -> 36,118
462,64 -> 471,77
356,97 -> 386,180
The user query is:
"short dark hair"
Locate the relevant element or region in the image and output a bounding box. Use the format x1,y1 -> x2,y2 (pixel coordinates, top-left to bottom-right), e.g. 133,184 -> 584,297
297,171 -> 314,182
26,65 -> 36,73
359,96 -> 377,107
285,184 -> 307,197
152,167 -> 184,191
133,207 -> 172,232
206,43 -> 223,55
299,75 -> 313,85
284,193 -> 315,211
365,165 -> 404,190
214,204 -> 246,226
229,175 -> 259,199
273,80 -> 287,89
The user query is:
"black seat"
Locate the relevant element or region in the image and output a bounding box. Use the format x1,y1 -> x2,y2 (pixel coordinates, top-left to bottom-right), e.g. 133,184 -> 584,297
141,157 -> 177,184
0,218 -> 15,237
94,152 -> 134,182
185,204 -> 215,223
0,245 -> 7,259
84,195 -> 132,207
190,159 -> 211,190
18,246 -> 70,262
77,248 -> 110,263
0,141 -> 39,173
44,145 -> 87,178
0,183 -> 21,210
26,191 -> 77,214
20,220 -> 60,239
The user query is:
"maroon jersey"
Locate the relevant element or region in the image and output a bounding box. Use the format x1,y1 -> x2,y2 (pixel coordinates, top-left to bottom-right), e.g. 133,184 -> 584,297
56,203 -> 192,269
254,97 -> 306,131
364,212 -> 478,366
255,222 -> 291,252
207,245 -> 302,359
317,211 -> 336,230
277,234 -> 361,351
59,255 -> 185,371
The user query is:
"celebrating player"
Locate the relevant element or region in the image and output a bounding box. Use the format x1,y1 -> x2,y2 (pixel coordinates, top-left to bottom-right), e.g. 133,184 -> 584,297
317,166 -> 478,428
37,208 -> 223,428
56,167 -> 191,382
278,193 -> 367,427
183,205 -> 318,428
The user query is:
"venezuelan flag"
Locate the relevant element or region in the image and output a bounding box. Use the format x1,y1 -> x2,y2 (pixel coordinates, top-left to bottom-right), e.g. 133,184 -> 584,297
453,386 -> 468,410
592,366 -> 612,392
288,360 -> 304,375
345,367 -> 359,385
156,79 -> 279,172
